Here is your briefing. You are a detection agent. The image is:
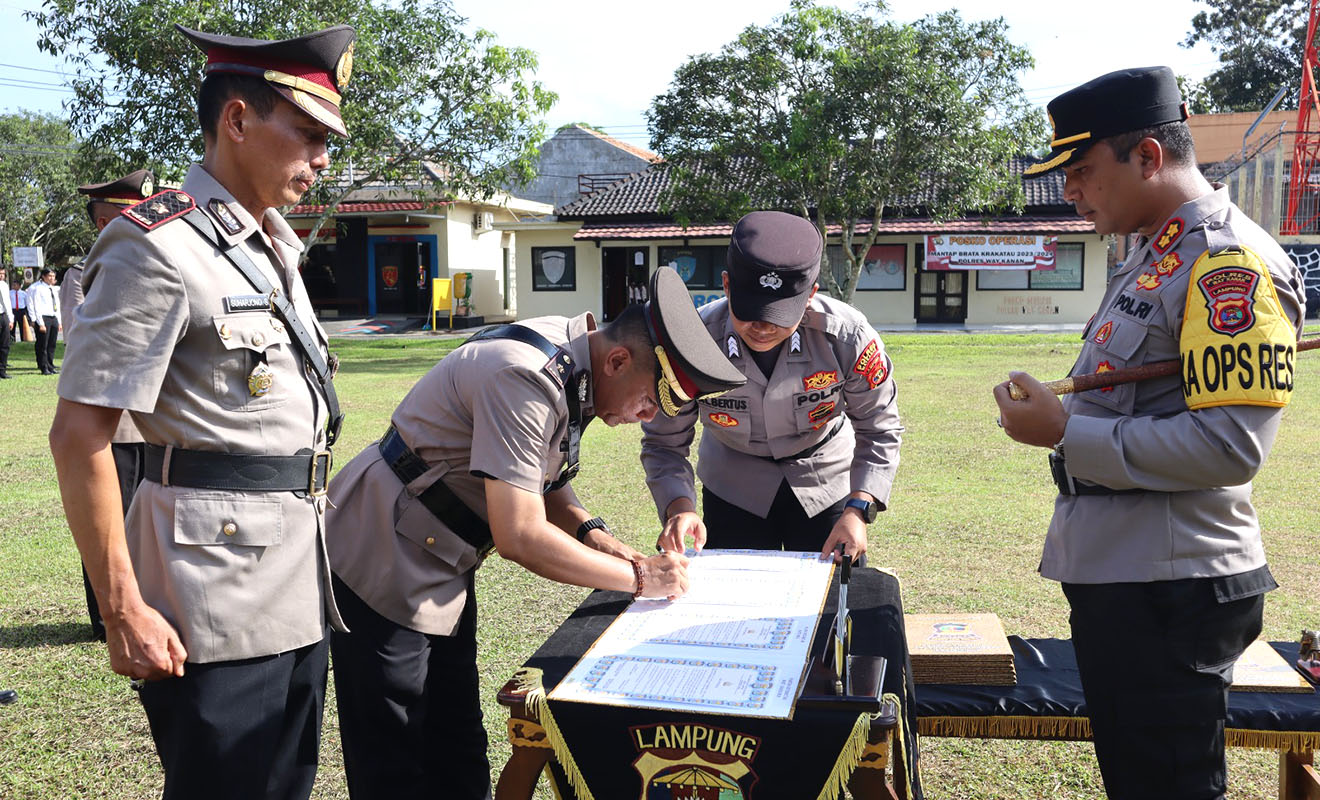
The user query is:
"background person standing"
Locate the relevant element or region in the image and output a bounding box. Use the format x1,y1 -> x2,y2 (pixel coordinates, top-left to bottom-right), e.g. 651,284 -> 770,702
0,270 -> 11,378
28,268 -> 59,375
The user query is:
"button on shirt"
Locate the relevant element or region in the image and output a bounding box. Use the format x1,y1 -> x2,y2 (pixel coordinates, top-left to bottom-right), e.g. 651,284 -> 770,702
1045,185 -> 1306,584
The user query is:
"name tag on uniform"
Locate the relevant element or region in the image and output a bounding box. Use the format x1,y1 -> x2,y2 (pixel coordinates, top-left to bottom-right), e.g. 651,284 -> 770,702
224,294 -> 269,313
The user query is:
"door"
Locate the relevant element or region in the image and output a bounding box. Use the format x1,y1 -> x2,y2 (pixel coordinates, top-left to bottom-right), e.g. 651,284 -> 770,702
374,241 -> 430,315
602,248 -> 629,321
915,269 -> 968,323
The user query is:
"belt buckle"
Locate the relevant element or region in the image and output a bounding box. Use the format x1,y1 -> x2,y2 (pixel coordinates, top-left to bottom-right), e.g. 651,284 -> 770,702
309,450 -> 332,497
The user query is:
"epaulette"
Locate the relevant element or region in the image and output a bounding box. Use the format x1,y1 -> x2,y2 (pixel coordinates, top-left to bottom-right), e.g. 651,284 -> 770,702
540,346 -> 573,390
121,190 -> 196,231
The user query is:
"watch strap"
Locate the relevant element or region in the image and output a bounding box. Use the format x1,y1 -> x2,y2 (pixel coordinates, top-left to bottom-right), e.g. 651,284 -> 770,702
576,516 -> 611,542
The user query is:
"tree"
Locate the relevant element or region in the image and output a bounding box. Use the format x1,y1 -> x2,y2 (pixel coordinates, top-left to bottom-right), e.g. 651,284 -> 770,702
647,0 -> 1044,302
28,0 -> 556,258
1183,0 -> 1309,113
0,112 -> 97,275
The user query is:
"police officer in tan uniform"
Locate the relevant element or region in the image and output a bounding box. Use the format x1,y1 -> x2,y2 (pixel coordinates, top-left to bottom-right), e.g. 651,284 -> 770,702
50,24 -> 355,800
326,267 -> 744,800
61,169 -> 155,641
641,211 -> 902,562
995,67 -> 1305,800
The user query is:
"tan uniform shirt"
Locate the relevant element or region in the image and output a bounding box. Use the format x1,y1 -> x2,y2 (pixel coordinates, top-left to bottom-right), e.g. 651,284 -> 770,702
58,163 -> 340,663
326,314 -> 595,636
62,264 -> 143,445
1045,185 -> 1305,584
641,295 -> 902,520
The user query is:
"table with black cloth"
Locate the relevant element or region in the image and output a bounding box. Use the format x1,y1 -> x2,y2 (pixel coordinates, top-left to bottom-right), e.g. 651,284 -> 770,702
495,566 -> 924,800
914,637 -> 1320,798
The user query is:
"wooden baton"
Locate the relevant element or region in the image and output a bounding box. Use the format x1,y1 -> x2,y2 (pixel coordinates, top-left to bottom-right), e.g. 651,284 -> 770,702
1008,335 -> 1320,400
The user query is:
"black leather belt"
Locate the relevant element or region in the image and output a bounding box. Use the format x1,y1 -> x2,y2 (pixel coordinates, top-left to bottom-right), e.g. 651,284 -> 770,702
378,426 -> 494,558
144,444 -> 330,496
760,419 -> 845,463
1049,452 -> 1146,497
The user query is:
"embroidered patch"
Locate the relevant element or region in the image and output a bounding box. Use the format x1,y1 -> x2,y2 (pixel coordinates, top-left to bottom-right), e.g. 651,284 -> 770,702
1154,252 -> 1183,276
1111,293 -> 1157,322
1135,272 -> 1162,291
808,401 -> 835,425
1154,217 -> 1184,253
867,356 -> 890,389
759,272 -> 783,290
1181,247 -> 1296,410
708,412 -> 739,428
1096,360 -> 1116,393
853,339 -> 880,376
208,199 -> 244,235
1093,320 -> 1114,345
727,335 -> 740,358
803,370 -> 838,391
790,330 -> 801,353
224,294 -> 270,313
121,190 -> 195,231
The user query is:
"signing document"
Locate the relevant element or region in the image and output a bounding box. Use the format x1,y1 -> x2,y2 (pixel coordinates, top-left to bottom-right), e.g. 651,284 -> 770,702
549,550 -> 834,719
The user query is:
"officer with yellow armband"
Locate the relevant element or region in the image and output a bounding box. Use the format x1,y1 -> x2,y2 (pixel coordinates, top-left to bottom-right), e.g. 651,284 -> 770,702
993,67 -> 1305,800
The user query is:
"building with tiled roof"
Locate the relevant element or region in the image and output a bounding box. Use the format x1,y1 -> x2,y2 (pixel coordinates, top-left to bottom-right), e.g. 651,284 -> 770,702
515,125 -> 661,211
507,156 -> 1109,326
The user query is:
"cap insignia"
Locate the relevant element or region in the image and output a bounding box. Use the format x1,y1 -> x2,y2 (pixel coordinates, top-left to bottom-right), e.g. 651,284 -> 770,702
140,176 -> 154,197
208,199 -> 245,236
727,335 -> 740,358
759,272 -> 783,290
336,41 -> 355,89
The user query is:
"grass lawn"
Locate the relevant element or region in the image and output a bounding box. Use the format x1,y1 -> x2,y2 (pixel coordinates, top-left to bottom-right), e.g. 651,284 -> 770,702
0,330 -> 1316,799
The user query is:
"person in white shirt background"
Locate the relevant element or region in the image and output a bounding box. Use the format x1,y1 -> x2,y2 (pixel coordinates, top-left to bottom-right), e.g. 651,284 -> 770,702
27,268 -> 60,375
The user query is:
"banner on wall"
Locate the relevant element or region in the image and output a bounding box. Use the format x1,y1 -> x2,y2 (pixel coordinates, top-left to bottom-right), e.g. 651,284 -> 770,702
925,234 -> 1057,270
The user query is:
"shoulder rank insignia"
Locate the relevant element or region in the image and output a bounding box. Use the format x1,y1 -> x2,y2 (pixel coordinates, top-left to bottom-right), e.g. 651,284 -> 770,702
122,190 -> 196,231
1153,217 -> 1184,254
540,348 -> 572,390
1180,246 -> 1295,410
208,198 -> 245,236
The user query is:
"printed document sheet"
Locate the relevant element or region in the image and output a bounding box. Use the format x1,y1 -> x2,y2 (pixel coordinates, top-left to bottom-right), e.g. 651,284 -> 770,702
548,549 -> 834,719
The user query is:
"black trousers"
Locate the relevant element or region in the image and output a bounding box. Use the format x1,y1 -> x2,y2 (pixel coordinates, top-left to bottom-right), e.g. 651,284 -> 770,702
1062,579 -> 1265,800
33,314 -> 57,373
703,480 -> 857,561
0,318 -> 10,375
137,635 -> 329,800
330,573 -> 491,800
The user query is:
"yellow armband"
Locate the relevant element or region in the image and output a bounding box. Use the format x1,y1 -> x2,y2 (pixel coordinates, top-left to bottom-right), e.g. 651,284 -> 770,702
1180,247 -> 1294,410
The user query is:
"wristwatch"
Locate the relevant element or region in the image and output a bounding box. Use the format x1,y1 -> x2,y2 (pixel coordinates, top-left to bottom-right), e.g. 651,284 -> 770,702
844,498 -> 879,524
576,516 -> 611,542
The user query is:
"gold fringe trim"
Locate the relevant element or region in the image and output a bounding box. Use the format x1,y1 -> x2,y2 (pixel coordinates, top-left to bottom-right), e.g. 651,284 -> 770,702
815,711 -> 871,800
918,716 -> 1320,752
856,738 -> 890,771
887,690 -> 915,800
506,717 -> 552,749
918,715 -> 1093,741
512,668 -> 595,800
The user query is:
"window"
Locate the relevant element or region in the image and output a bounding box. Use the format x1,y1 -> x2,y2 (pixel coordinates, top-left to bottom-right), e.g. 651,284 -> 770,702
976,242 -> 1085,291
658,246 -> 723,290
844,244 -> 907,291
532,247 -> 576,291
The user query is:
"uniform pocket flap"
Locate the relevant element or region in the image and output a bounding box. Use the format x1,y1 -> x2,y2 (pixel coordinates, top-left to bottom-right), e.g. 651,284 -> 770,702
212,313 -> 292,353
394,492 -> 476,569
174,493 -> 283,547
1092,314 -> 1150,362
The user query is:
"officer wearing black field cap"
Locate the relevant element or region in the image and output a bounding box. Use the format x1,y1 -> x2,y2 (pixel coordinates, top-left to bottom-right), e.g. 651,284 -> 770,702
50,23 -> 354,800
60,168 -> 156,642
995,67 -> 1304,800
325,266 -> 744,800
642,210 -> 903,562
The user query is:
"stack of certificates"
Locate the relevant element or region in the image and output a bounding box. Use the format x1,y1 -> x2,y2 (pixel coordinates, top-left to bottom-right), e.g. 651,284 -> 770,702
904,613 -> 1017,686
1229,640 -> 1314,693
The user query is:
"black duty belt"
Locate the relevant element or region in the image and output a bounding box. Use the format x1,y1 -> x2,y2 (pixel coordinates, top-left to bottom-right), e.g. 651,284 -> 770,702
1049,452 -> 1147,497
378,426 -> 494,559
144,443 -> 330,496
760,419 -> 845,463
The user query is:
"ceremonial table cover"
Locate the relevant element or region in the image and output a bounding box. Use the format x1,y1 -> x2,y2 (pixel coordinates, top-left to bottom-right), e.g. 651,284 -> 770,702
510,566 -> 924,800
914,637 -> 1320,749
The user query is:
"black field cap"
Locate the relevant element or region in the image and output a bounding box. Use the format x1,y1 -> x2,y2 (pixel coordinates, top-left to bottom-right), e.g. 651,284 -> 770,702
1024,66 -> 1189,177
78,169 -> 155,205
645,267 -> 746,416
177,24 -> 356,137
727,211 -> 822,328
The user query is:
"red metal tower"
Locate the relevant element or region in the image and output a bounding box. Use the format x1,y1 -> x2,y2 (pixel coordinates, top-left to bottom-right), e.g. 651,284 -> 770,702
1283,0 -> 1320,235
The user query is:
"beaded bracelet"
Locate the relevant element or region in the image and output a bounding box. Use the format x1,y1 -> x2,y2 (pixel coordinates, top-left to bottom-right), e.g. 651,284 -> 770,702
630,558 -> 645,599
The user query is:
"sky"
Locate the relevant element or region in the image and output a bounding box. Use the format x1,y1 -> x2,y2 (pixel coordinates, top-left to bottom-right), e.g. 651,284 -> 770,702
0,0 -> 1236,150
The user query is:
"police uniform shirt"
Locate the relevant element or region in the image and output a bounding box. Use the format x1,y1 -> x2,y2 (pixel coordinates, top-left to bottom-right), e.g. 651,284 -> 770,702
326,313 -> 595,636
57,163 -> 340,663
1045,185 -> 1305,584
62,264 -> 144,445
641,295 -> 901,520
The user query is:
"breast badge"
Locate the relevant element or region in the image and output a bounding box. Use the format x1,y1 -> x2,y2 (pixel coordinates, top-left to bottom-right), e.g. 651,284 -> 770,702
1154,252 -> 1183,276
802,370 -> 838,391
1096,360 -> 1115,392
1135,272 -> 1162,291
248,361 -> 275,397
1093,321 -> 1114,345
708,412 -> 739,427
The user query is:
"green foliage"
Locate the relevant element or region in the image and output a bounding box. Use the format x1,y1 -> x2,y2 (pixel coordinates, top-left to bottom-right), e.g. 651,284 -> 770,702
1183,0 -> 1309,113
0,111 -> 96,273
647,0 -> 1045,303
27,0 -> 557,256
